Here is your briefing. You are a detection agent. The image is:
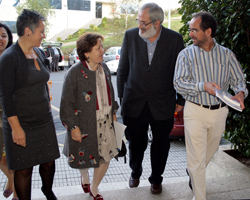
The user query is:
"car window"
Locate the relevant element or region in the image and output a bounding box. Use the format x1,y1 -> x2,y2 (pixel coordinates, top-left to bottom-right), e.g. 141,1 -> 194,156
118,49 -> 121,55
105,48 -> 112,54
105,48 -> 116,55
111,48 -> 116,55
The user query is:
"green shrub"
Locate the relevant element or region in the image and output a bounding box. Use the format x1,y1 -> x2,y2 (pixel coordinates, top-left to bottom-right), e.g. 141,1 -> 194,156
89,24 -> 95,29
78,28 -> 85,36
57,37 -> 62,42
67,35 -> 72,40
102,17 -> 108,23
93,26 -> 98,32
101,22 -> 106,28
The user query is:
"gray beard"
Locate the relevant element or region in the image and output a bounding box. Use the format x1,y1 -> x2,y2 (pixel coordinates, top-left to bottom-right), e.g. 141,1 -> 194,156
139,25 -> 157,39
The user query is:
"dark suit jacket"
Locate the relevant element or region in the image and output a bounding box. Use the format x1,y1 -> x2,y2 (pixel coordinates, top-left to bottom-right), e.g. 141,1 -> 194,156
117,26 -> 185,121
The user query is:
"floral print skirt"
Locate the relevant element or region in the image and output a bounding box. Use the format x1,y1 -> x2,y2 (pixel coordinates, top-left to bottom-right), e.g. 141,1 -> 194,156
97,112 -> 118,162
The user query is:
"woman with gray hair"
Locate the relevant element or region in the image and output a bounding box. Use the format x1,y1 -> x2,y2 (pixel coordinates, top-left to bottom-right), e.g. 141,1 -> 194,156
0,9 -> 60,200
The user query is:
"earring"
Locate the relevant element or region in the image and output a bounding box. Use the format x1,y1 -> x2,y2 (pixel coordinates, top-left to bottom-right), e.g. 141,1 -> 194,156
87,57 -> 90,63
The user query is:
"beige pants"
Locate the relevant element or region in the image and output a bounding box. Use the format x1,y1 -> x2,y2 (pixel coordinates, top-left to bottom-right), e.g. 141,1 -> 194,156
184,101 -> 228,200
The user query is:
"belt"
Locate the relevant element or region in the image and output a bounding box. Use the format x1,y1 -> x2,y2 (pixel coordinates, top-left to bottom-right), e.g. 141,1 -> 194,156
191,102 -> 226,110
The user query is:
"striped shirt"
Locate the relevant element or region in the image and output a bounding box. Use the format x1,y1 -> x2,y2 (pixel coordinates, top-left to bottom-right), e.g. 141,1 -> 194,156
174,40 -> 248,106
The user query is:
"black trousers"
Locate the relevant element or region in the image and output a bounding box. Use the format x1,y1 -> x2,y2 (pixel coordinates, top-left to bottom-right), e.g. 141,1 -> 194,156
123,102 -> 173,184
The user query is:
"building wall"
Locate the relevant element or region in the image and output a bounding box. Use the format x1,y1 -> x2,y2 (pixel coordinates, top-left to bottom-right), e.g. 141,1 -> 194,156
47,0 -> 96,40
102,2 -> 113,18
0,0 -> 100,41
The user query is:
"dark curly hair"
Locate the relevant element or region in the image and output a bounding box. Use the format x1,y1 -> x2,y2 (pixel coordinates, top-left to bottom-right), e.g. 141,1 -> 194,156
0,23 -> 13,49
192,11 -> 217,38
77,32 -> 104,61
16,9 -> 46,37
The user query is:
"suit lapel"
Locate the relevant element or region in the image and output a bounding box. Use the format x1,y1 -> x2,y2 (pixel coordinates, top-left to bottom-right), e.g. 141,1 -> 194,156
149,27 -> 168,69
141,39 -> 149,64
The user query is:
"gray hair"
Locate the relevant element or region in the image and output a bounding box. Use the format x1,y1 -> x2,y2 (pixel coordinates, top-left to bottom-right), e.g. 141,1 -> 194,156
140,3 -> 164,24
16,9 -> 46,36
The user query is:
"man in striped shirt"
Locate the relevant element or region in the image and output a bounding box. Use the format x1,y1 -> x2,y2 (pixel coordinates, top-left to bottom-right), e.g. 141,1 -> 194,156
174,11 -> 248,200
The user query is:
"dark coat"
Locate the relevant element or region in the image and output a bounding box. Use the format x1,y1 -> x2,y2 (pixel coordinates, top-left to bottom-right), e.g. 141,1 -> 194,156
60,61 -> 119,169
117,26 -> 185,120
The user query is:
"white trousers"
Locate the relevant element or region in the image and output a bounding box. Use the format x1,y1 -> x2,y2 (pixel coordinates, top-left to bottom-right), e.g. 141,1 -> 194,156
184,101 -> 228,200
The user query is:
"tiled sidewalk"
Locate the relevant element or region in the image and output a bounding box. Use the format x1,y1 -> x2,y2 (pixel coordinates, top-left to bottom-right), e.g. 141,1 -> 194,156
0,140 -> 187,191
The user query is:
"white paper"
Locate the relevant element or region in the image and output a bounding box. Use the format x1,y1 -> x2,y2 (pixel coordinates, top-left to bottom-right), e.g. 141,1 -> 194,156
114,121 -> 127,150
215,88 -> 242,112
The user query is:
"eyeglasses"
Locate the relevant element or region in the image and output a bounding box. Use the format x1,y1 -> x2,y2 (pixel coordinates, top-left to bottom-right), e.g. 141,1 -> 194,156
135,19 -> 156,27
188,29 -> 202,35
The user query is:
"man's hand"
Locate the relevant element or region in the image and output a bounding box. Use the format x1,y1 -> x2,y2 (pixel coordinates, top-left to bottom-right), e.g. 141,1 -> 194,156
231,91 -> 245,109
175,104 -> 184,113
204,82 -> 221,96
71,127 -> 82,143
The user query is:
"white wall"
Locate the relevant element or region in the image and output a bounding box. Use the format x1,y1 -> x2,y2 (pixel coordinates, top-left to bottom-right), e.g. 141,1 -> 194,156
102,2 -> 113,18
46,0 -> 97,40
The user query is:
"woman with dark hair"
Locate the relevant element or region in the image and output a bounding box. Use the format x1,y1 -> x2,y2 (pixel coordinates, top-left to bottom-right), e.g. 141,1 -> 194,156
60,32 -> 119,200
0,23 -> 13,51
0,10 -> 60,200
0,22 -> 19,200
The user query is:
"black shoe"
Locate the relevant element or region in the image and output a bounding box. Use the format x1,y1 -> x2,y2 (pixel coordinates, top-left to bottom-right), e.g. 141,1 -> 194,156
186,168 -> 193,190
41,186 -> 58,200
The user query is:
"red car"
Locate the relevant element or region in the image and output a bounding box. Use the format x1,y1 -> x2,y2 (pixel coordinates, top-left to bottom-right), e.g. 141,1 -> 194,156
171,109 -> 184,137
148,110 -> 184,141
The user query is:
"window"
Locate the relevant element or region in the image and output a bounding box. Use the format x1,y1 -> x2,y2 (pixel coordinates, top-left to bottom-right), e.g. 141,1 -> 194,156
49,0 -> 62,9
0,21 -> 17,33
96,3 -> 102,18
106,48 -> 116,55
68,0 -> 90,11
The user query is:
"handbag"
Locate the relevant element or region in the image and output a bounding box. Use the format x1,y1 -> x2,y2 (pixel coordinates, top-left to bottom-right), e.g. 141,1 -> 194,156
118,140 -> 127,163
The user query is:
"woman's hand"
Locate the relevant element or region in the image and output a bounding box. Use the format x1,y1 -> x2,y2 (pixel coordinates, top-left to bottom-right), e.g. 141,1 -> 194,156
71,127 -> 82,143
113,113 -> 117,121
12,127 -> 26,147
7,116 -> 26,147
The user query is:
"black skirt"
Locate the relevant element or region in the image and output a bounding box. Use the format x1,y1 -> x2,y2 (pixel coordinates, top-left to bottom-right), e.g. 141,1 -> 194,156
3,118 -> 60,170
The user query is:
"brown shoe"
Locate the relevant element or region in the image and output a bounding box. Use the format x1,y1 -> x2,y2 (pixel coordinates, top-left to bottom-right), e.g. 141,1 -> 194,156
129,176 -> 140,188
151,184 -> 162,194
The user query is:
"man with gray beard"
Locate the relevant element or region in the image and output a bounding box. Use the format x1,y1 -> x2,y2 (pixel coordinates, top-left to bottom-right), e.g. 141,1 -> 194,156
117,3 -> 185,194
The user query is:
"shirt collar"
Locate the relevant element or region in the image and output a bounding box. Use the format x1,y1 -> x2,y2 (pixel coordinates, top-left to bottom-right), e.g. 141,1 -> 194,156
198,38 -> 218,52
